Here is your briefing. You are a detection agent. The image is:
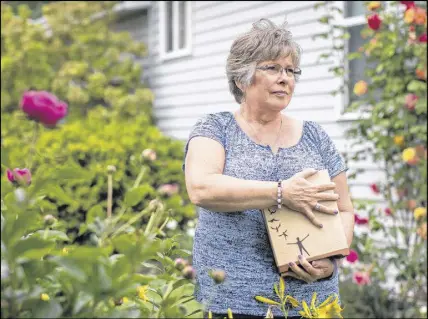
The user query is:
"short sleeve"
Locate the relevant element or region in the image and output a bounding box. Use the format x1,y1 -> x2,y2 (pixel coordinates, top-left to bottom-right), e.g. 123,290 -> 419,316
182,113 -> 226,172
313,122 -> 348,179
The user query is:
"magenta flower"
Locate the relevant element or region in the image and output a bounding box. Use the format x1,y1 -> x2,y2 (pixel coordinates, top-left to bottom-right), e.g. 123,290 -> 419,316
400,1 -> 415,11
384,207 -> 392,216
354,214 -> 369,225
353,271 -> 371,286
370,183 -> 380,194
6,168 -> 32,185
20,90 -> 68,127
418,33 -> 427,43
346,250 -> 359,263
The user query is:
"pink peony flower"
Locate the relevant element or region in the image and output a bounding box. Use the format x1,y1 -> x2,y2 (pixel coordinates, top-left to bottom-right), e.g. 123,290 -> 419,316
405,94 -> 418,111
370,183 -> 380,194
353,271 -> 371,285
157,183 -> 180,196
355,214 -> 369,225
400,1 -> 415,11
368,14 -> 382,30
6,168 -> 32,185
346,250 -> 359,263
418,33 -> 427,43
20,90 -> 68,127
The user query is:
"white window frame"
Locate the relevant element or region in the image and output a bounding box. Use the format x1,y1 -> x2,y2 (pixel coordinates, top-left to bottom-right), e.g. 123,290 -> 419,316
332,1 -> 370,121
332,1 -> 400,121
158,1 -> 192,61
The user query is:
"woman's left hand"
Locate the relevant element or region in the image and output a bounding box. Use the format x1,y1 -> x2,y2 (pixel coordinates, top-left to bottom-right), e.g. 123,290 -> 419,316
282,256 -> 335,284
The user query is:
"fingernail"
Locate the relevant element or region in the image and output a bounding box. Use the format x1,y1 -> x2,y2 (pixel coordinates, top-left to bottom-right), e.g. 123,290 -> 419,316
289,262 -> 294,266
334,210 -> 339,215
298,255 -> 302,259
319,224 -> 323,228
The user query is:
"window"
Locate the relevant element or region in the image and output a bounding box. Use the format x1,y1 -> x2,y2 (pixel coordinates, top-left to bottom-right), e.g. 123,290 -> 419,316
334,1 -> 372,120
159,1 -> 192,61
8,1 -> 56,20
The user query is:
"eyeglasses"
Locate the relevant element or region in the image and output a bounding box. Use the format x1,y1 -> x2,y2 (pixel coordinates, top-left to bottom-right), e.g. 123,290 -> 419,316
256,64 -> 302,78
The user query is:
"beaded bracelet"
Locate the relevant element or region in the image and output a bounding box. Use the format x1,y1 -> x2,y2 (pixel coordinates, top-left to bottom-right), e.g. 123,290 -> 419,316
277,180 -> 282,209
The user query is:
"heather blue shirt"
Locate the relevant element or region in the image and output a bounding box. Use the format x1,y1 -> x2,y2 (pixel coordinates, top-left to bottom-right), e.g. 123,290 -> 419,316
182,111 -> 348,317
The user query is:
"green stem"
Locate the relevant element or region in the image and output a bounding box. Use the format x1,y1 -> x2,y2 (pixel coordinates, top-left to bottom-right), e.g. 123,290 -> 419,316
107,173 -> 113,219
26,121 -> 40,171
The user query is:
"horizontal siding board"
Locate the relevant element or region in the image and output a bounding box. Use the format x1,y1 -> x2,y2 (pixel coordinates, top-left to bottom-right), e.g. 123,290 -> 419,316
149,63 -> 332,89
194,2 -> 324,36
151,77 -> 338,99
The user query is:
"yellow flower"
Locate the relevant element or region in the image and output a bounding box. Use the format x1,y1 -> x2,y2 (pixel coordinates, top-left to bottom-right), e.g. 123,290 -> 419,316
353,80 -> 368,96
40,293 -> 50,301
393,135 -> 405,146
414,207 -> 427,220
255,296 -> 280,305
208,310 -> 213,319
122,297 -> 129,304
402,147 -> 418,164
299,293 -> 344,318
404,8 -> 415,24
367,1 -> 381,11
62,247 -> 69,255
136,285 -> 149,302
286,295 -> 300,308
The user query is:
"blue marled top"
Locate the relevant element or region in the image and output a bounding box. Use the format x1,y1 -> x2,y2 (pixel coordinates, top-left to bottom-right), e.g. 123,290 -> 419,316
182,111 -> 348,317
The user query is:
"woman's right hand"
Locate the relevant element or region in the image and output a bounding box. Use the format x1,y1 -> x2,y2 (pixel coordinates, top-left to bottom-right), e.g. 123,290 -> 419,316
281,168 -> 339,228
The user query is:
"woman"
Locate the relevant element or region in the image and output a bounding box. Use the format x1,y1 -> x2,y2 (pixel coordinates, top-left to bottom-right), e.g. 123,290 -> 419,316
183,18 -> 355,319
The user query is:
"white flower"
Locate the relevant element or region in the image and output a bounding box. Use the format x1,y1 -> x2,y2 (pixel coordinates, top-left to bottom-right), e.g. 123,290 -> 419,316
186,228 -> 195,237
166,219 -> 178,230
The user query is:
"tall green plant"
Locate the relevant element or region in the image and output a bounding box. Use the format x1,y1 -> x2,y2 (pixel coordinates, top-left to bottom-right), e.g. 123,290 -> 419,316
314,1 -> 427,318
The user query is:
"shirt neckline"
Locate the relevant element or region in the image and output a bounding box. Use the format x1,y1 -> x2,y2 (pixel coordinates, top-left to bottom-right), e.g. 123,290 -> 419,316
228,111 -> 307,154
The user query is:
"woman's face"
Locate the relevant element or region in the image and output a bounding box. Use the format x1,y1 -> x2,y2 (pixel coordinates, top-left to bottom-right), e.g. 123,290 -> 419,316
244,55 -> 296,112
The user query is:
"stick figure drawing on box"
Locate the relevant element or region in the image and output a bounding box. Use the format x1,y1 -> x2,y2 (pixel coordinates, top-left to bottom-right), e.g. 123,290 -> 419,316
279,230 -> 288,241
287,234 -> 310,256
268,207 -> 277,215
270,223 -> 281,232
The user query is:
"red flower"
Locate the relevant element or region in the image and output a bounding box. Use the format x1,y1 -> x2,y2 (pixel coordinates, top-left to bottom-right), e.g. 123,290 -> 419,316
368,14 -> 382,30
355,214 -> 369,225
370,183 -> 380,194
418,33 -> 427,43
405,93 -> 418,111
384,207 -> 392,216
353,271 -> 371,285
6,168 -> 32,185
346,250 -> 359,263
20,90 -> 68,127
400,1 -> 415,11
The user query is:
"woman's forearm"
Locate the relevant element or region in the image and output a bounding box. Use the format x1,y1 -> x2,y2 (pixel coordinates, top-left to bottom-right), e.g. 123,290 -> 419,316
189,173 -> 278,212
340,211 -> 355,247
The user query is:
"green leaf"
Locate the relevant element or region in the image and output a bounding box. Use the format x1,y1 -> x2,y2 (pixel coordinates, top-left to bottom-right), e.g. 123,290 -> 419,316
72,291 -> 93,315
32,299 -> 63,318
54,165 -> 89,181
33,230 -> 70,242
124,184 -> 154,207
86,204 -> 105,224
407,80 -> 425,92
45,185 -> 74,204
52,256 -> 87,282
13,236 -> 53,259
1,147 -> 10,168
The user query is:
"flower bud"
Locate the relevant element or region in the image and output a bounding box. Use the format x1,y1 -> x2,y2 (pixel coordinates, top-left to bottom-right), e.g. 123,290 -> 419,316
157,183 -> 180,196
6,168 -> 31,186
40,293 -> 50,301
209,269 -> 226,284
107,165 -> 116,173
182,265 -> 196,280
141,149 -> 157,162
44,214 -> 57,226
174,258 -> 188,271
148,198 -> 165,212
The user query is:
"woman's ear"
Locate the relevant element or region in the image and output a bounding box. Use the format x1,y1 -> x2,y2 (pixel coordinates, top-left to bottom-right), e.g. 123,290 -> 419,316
235,80 -> 244,92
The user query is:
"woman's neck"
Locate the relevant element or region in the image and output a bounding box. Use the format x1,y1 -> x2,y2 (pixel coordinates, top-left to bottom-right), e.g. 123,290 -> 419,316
239,103 -> 282,126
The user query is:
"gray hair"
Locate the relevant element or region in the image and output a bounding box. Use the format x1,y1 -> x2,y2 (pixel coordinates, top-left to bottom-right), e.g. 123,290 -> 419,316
226,18 -> 302,104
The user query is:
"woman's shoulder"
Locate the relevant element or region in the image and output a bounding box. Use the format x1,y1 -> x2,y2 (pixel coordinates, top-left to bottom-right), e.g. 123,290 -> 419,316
194,111 -> 235,130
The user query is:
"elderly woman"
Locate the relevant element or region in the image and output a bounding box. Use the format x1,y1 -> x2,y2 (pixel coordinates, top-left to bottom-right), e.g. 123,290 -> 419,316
183,19 -> 354,319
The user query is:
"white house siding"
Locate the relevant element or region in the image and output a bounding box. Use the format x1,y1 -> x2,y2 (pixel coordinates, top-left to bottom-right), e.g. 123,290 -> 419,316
115,1 -> 385,202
